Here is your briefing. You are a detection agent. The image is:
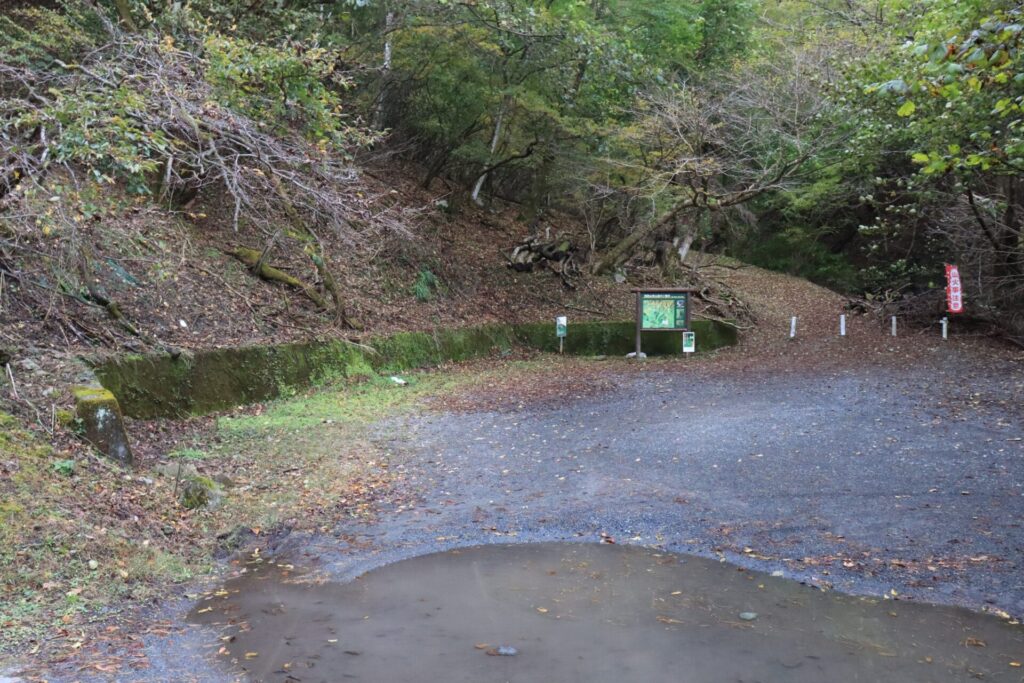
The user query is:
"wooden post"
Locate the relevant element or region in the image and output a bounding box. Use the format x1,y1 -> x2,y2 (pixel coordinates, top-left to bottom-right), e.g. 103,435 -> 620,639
891,316 -> 897,337
634,291 -> 642,358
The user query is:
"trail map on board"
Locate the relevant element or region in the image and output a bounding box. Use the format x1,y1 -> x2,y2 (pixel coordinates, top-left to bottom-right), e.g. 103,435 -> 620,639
641,293 -> 688,330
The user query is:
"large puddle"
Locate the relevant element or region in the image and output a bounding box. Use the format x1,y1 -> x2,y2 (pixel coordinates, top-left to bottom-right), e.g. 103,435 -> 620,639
190,543 -> 1023,682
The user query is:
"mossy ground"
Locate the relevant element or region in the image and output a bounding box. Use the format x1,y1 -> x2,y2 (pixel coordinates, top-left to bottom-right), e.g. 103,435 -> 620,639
0,413 -> 202,657
194,369 -> 505,534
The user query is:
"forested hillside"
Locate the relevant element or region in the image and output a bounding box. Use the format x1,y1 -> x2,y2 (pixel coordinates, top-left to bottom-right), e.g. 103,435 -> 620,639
2,0 -> 1023,347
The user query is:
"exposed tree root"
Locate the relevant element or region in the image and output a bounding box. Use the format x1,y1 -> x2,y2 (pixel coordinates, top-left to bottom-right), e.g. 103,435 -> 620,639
268,172 -> 360,328
227,246 -> 330,311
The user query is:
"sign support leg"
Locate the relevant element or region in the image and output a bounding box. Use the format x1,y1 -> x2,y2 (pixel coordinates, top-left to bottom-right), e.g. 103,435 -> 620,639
634,292 -> 642,359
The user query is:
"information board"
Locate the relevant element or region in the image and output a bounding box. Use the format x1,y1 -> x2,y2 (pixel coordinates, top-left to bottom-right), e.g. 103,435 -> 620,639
640,292 -> 689,331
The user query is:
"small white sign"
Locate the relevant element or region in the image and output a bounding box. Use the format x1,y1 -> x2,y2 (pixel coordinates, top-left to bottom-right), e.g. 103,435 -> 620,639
556,316 -> 567,338
682,331 -> 696,353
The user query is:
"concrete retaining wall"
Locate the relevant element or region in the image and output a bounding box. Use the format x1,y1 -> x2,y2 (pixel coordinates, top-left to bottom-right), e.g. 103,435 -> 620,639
89,320 -> 737,419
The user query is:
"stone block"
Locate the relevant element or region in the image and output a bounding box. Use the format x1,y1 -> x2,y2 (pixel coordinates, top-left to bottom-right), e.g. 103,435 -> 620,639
71,385 -> 134,465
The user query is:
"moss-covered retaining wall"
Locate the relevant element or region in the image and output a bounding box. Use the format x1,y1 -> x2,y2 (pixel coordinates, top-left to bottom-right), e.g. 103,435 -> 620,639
513,320 -> 736,356
92,320 -> 736,419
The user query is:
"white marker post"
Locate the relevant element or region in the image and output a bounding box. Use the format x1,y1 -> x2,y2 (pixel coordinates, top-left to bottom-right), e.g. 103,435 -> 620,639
556,316 -> 567,354
790,316 -> 797,339
891,315 -> 897,337
941,317 -> 948,340
840,314 -> 847,337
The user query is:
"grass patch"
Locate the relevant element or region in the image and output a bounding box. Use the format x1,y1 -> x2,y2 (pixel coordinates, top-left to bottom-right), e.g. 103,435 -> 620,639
0,412 -> 210,657
169,447 -> 208,461
217,373 -> 436,434
201,372 -> 462,531
412,268 -> 440,302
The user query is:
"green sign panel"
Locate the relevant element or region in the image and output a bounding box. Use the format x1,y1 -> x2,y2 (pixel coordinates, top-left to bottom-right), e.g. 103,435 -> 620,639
641,293 -> 689,330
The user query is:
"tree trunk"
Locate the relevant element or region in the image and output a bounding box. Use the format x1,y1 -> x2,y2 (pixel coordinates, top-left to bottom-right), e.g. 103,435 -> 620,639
471,100 -> 507,206
523,152 -> 552,228
374,6 -> 396,130
266,173 -> 357,325
228,247 -> 330,310
112,0 -> 139,30
1000,176 -> 1022,277
421,148 -> 453,190
592,217 -> 669,275
675,226 -> 696,265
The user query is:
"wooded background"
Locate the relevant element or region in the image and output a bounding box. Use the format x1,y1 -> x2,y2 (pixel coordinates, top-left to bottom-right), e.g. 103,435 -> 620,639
3,0 -> 1023,342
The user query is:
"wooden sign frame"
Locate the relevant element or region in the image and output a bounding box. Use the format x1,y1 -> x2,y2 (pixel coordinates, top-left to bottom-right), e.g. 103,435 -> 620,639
632,288 -> 695,357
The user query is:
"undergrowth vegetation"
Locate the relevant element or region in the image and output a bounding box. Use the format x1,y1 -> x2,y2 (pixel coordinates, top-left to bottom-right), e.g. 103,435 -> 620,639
4,0 -> 1022,341
0,369 -> 437,656
0,412 -> 200,654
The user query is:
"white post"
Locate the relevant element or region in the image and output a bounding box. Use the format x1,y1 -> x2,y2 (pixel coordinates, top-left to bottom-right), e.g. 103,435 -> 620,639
790,316 -> 797,339
941,317 -> 948,340
891,315 -> 897,337
840,314 -> 846,337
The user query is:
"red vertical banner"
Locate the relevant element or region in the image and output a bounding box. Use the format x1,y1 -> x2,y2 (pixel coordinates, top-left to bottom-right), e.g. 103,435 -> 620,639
946,264 -> 964,314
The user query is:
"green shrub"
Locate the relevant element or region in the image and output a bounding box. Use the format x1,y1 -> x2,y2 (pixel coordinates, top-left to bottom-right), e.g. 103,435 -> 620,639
51,459 -> 76,477
203,33 -> 359,144
412,268 -> 440,302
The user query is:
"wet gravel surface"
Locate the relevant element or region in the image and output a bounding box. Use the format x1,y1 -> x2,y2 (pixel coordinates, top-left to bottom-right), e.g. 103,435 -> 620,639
45,348 -> 1024,681
311,352 -> 1024,615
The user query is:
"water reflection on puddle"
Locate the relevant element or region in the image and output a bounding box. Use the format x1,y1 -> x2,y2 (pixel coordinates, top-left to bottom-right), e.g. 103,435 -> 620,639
190,543 -> 1023,682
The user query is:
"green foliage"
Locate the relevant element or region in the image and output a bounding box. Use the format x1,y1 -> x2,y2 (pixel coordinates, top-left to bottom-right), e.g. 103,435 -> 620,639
737,226 -> 860,292
862,3 -> 1024,178
2,7 -> 164,193
19,86 -> 169,194
51,459 -> 76,477
203,34 -> 357,144
412,268 -> 439,302
381,0 -> 757,196
0,5 -> 101,66
1,0 -> 379,265
169,448 -> 208,461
